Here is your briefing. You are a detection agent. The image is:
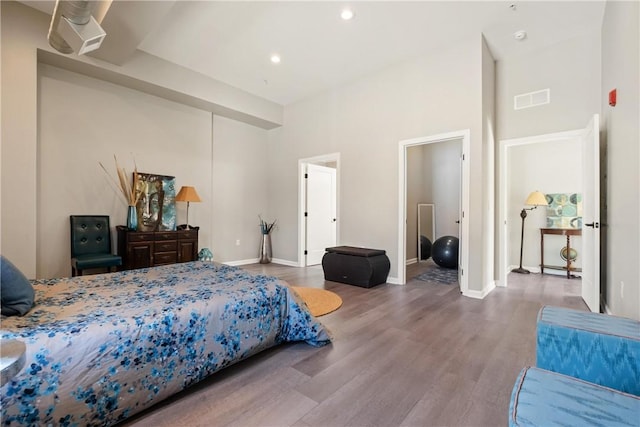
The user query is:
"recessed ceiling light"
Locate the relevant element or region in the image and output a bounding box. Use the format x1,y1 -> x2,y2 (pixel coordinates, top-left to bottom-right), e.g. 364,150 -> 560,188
513,30 -> 527,41
270,54 -> 281,64
341,8 -> 355,20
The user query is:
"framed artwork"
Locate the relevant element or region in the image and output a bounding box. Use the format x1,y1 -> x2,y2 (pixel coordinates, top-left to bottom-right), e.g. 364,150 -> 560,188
135,173 -> 176,231
545,193 -> 582,229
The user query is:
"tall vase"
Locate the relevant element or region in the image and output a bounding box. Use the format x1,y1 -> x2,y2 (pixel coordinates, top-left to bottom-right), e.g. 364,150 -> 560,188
259,233 -> 272,264
127,205 -> 138,231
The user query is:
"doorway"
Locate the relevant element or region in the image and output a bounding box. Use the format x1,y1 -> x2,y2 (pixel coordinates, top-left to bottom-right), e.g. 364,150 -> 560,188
298,153 -> 340,267
398,130 -> 470,293
498,115 -> 600,312
407,142 -> 461,267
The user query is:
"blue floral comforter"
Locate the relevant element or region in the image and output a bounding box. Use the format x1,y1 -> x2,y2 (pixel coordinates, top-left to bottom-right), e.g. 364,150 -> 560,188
1,262 -> 330,426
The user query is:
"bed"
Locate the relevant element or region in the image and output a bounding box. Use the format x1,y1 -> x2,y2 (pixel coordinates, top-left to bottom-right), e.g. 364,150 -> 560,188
1,261 -> 331,426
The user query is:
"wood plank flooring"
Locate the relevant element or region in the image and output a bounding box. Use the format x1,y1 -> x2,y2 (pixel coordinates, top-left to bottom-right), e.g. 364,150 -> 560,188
121,262 -> 586,427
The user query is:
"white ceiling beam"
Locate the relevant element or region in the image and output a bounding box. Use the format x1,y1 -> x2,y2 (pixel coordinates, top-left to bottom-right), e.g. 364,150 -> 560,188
88,0 -> 175,66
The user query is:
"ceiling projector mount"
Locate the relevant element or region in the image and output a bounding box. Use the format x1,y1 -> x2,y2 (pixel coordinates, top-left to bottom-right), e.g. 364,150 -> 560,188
48,0 -> 106,55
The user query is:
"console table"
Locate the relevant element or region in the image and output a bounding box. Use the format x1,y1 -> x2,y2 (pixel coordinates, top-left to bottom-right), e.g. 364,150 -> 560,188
117,227 -> 198,270
540,228 -> 582,279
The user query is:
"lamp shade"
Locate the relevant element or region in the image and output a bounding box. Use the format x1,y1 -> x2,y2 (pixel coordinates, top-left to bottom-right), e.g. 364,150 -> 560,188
175,186 -> 201,203
525,190 -> 548,206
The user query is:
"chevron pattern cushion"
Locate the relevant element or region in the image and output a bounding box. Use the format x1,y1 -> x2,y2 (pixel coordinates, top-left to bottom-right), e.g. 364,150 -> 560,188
536,305 -> 640,395
509,366 -> 640,427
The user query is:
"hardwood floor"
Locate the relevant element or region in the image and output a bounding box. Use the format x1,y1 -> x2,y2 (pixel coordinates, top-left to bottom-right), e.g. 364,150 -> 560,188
122,262 -> 586,427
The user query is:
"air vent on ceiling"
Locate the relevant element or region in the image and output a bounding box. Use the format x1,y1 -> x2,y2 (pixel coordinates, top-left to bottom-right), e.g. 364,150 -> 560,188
514,89 -> 550,110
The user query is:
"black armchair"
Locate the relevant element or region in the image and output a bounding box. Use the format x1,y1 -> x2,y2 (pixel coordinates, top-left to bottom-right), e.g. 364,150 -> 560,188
70,215 -> 122,277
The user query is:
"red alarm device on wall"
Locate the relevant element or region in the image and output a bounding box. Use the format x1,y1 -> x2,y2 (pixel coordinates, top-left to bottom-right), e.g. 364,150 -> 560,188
609,89 -> 617,107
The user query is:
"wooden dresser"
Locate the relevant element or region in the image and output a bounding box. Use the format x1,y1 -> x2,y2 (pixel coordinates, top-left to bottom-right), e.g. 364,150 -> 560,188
117,226 -> 198,270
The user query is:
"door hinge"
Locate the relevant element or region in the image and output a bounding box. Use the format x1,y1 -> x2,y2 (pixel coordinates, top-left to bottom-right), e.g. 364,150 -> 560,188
462,154 -> 465,161
304,173 -> 308,179
304,212 -> 308,217
304,250 -> 308,255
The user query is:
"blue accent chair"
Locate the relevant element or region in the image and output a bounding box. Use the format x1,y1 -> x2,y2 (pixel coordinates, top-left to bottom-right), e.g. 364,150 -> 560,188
509,306 -> 640,426
510,366 -> 639,427
70,215 -> 122,277
537,305 -> 640,394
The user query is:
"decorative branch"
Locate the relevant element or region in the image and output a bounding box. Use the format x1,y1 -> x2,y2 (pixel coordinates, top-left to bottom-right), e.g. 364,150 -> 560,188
99,156 -> 141,206
259,215 -> 277,235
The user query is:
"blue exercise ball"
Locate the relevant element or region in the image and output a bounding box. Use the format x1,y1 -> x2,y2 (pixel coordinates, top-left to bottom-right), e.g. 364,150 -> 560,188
432,236 -> 459,269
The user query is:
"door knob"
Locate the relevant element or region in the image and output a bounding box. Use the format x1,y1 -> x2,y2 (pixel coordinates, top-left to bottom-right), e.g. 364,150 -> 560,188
585,222 -> 599,228
455,220 -> 460,224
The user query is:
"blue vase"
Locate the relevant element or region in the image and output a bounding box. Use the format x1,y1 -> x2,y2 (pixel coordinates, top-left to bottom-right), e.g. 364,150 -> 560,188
127,205 -> 138,230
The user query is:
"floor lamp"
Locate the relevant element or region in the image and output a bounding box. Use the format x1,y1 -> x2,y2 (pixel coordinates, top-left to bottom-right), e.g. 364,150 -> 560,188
175,186 -> 201,230
512,190 -> 549,274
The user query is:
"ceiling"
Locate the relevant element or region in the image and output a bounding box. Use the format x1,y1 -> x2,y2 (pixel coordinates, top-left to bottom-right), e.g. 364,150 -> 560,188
18,1 -> 606,106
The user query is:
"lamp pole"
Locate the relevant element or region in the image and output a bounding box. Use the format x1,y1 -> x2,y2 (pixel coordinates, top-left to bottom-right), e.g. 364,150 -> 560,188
512,206 -> 538,274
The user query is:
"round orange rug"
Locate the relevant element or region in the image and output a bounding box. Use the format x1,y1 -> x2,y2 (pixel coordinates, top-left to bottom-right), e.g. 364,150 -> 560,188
291,286 -> 342,317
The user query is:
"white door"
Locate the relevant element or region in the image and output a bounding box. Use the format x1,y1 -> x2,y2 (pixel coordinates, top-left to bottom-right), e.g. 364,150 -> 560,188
581,114 -> 600,312
306,164 -> 337,265
458,152 -> 464,285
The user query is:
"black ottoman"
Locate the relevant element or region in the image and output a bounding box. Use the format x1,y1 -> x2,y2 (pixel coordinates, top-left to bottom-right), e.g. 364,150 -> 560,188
322,246 -> 390,288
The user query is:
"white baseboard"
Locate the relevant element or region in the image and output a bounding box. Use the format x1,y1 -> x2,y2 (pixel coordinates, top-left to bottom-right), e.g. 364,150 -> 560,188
507,264 -> 582,277
406,258 -> 417,266
271,258 -> 300,267
224,258 -> 259,266
387,276 -> 402,285
463,281 -> 496,299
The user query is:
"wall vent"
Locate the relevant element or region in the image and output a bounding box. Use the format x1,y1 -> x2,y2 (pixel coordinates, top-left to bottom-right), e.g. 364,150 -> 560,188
514,89 -> 550,110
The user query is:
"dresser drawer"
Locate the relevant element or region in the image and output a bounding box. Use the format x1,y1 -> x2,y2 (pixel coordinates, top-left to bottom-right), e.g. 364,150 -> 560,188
127,232 -> 154,242
154,252 -> 177,265
154,240 -> 177,253
155,232 -> 177,241
177,230 -> 198,240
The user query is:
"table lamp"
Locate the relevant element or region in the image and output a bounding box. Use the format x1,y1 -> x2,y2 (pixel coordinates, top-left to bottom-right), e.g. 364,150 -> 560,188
512,190 -> 548,274
175,186 -> 201,229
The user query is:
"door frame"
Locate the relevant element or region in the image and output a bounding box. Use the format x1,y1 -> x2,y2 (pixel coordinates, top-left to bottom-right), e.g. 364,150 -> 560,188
498,129 -> 582,288
298,152 -> 340,267
397,129 -> 470,294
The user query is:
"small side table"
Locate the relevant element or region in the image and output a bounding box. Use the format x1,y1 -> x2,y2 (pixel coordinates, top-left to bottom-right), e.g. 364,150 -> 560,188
540,228 -> 582,279
1,339 -> 26,386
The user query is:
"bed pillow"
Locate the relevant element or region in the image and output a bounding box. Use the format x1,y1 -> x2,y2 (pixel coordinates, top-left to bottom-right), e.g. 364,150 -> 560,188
1,255 -> 35,316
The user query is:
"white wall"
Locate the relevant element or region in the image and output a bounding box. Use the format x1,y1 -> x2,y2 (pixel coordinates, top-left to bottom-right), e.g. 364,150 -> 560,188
267,36 -> 489,288
35,65 -> 271,278
601,0 -> 640,320
37,64 -> 211,278
425,140 -> 462,239
507,139 -> 582,273
496,32 -> 601,140
212,115 -> 270,263
481,37 -> 496,287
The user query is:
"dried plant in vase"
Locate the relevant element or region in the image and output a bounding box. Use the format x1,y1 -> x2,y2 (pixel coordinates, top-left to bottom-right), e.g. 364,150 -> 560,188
259,215 -> 277,235
99,156 -> 142,229
258,215 -> 276,264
